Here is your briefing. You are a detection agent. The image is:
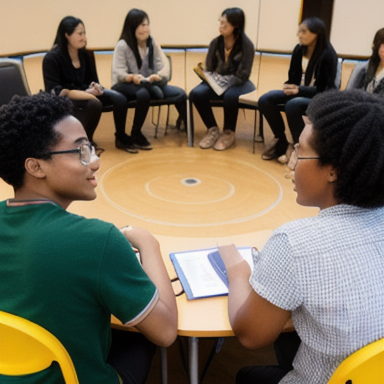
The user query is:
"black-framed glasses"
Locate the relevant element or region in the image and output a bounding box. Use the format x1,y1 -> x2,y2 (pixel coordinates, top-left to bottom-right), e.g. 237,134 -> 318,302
41,142 -> 97,166
292,143 -> 320,169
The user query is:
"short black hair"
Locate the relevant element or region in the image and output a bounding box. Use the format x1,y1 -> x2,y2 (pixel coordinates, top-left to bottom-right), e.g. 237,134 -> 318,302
0,92 -> 73,190
306,89 -> 384,208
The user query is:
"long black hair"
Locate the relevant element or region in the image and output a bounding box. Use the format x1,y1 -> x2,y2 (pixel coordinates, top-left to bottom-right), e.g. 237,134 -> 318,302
214,7 -> 246,70
221,7 -> 245,39
119,8 -> 154,69
365,28 -> 384,86
300,17 -> 330,84
54,16 -> 84,53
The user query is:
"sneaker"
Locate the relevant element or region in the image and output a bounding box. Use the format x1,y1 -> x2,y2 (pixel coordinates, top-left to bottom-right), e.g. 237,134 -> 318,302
131,131 -> 153,150
261,138 -> 279,160
115,137 -> 139,154
278,143 -> 294,165
277,154 -> 288,164
284,170 -> 295,180
199,126 -> 220,149
287,146 -> 297,170
176,115 -> 186,131
214,129 -> 236,151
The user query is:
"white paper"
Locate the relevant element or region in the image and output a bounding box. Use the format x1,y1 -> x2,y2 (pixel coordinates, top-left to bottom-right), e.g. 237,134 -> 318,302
172,247 -> 255,298
175,249 -> 228,297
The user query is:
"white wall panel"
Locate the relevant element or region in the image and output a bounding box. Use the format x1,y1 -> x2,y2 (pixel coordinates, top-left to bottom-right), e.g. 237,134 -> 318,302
331,0 -> 384,57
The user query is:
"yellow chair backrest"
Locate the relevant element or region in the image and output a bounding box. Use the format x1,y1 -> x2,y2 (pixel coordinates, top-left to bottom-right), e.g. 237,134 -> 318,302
328,337 -> 384,384
0,311 -> 79,384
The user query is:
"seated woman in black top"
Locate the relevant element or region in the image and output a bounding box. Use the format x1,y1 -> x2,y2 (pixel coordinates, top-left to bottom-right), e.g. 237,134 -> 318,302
43,16 -> 138,154
259,17 -> 337,164
189,7 -> 255,151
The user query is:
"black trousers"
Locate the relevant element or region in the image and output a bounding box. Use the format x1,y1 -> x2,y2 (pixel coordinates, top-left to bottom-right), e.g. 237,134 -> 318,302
107,329 -> 157,384
72,89 -> 128,142
236,331 -> 301,384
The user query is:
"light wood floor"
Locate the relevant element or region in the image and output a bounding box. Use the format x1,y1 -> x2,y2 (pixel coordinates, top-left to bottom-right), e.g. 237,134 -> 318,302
0,106 -> 318,384
0,106 -> 318,233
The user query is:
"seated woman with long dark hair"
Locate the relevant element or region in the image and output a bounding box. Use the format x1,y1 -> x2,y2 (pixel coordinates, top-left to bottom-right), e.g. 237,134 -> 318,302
189,7 -> 256,151
111,8 -> 187,150
43,16 -> 138,153
259,17 -> 338,164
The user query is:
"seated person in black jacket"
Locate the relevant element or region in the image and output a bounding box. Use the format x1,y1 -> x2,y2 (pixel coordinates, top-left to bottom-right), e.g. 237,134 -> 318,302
259,17 -> 338,165
43,16 -> 138,153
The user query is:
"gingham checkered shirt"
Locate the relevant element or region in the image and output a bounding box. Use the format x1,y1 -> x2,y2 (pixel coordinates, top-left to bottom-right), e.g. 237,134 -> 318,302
250,204 -> 384,383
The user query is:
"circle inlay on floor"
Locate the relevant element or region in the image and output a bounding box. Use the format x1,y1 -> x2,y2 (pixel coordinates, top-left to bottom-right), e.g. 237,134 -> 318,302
99,151 -> 283,228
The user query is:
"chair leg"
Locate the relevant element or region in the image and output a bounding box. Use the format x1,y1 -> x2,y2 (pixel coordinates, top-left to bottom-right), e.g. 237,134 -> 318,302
155,106 -> 162,139
187,98 -> 194,147
259,110 -> 264,140
164,105 -> 170,136
253,109 -> 257,154
151,106 -> 157,127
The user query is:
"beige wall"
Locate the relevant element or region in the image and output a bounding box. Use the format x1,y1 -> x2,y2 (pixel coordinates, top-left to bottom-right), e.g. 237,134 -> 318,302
0,0 -> 382,57
331,0 -> 384,57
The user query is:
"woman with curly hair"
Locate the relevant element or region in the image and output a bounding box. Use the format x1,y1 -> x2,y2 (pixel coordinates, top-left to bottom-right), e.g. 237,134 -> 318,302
218,89 -> 384,384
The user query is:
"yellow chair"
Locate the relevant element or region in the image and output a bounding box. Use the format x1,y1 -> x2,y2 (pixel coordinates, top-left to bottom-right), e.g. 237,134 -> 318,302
328,337 -> 384,384
0,311 -> 79,383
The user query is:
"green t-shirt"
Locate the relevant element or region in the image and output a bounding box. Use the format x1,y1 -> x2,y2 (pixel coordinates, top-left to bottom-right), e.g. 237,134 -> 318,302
0,200 -> 157,384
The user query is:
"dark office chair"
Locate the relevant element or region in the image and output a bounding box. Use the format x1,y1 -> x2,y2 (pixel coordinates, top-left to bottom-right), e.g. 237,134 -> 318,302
0,58 -> 31,106
345,61 -> 368,90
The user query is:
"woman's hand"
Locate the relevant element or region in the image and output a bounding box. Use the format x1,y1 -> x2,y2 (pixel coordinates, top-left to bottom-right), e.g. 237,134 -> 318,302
133,74 -> 145,85
86,82 -> 104,96
124,74 -> 134,83
283,83 -> 299,95
59,89 -> 69,97
148,74 -> 161,83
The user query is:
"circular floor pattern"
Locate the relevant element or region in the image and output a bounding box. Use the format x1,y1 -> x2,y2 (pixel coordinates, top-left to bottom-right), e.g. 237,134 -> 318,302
99,151 -> 283,228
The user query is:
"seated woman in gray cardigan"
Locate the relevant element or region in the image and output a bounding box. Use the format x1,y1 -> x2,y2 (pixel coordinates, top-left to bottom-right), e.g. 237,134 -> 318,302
347,28 -> 384,96
112,8 -> 187,151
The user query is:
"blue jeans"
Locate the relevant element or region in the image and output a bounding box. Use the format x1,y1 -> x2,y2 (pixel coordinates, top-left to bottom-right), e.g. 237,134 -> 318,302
258,90 -> 311,156
189,80 -> 256,131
